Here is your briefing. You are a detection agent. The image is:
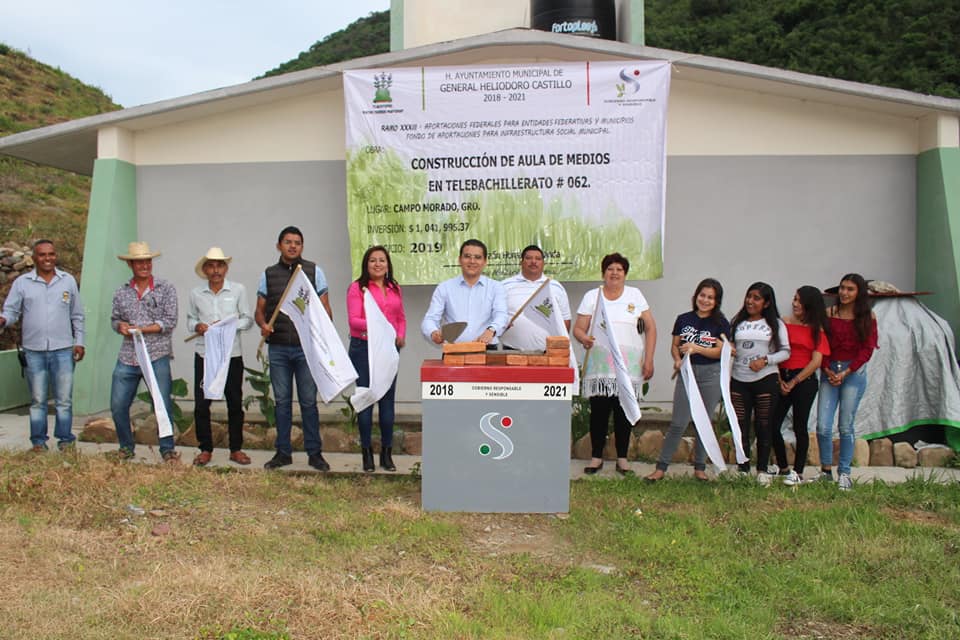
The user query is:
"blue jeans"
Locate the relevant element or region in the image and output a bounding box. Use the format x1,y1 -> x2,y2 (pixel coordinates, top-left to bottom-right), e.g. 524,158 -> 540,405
25,348 -> 76,447
348,337 -> 397,448
110,357 -> 176,455
817,360 -> 867,475
269,344 -> 321,456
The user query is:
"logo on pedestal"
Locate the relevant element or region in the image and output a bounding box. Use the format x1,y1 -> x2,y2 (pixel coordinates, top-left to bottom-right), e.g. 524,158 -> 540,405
478,412 -> 514,460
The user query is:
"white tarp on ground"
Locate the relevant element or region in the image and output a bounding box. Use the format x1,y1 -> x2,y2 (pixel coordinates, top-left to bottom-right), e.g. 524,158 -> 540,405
781,297 -> 960,444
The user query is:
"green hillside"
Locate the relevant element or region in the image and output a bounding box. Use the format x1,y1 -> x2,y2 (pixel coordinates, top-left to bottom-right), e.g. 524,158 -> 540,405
0,43 -> 120,349
261,11 -> 391,78
265,4 -> 958,99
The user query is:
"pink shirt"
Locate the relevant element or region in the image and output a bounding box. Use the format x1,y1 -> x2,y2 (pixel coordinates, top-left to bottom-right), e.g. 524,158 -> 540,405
346,280 -> 406,340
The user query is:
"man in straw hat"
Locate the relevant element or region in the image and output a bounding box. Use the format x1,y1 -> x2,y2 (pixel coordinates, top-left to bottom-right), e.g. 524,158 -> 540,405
187,247 -> 254,466
110,241 -> 180,463
255,226 -> 333,471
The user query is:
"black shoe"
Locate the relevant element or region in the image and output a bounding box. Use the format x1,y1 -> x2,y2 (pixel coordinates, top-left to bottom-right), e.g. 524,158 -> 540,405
308,452 -> 330,472
264,452 -> 292,470
583,462 -> 603,475
361,447 -> 375,472
379,446 -> 396,472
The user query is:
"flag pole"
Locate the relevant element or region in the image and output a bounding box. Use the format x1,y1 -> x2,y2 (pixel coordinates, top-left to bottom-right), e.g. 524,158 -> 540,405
256,264 -> 304,359
506,277 -> 552,328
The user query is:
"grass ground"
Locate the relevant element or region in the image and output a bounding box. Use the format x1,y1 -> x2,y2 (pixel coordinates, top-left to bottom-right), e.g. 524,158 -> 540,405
1,450 -> 958,639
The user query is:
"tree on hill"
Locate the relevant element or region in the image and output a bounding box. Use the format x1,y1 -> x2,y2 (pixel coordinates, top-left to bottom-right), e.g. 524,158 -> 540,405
264,3 -> 958,99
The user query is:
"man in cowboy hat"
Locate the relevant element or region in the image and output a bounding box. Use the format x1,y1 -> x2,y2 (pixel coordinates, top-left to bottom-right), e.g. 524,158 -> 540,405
110,241 -> 179,463
0,239 -> 85,451
187,247 -> 254,466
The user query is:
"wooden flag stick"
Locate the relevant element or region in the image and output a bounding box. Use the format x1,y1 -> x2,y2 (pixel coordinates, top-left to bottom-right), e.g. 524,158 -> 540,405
256,264 -> 304,358
184,318 -> 220,343
506,277 -> 552,328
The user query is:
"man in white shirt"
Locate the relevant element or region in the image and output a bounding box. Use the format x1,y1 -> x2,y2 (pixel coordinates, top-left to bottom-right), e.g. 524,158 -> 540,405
500,245 -> 571,351
187,247 -> 254,466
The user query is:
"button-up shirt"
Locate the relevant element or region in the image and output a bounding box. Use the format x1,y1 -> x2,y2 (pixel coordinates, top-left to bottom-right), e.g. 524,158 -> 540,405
420,274 -> 508,344
187,279 -> 254,357
1,267 -> 84,351
111,277 -> 178,365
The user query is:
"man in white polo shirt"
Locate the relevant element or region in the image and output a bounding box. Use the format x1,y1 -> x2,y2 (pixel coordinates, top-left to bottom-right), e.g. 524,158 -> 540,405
500,244 -> 571,351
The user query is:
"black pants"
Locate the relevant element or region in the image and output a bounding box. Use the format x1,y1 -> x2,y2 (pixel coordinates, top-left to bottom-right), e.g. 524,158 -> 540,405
194,353 -> 245,452
589,396 -> 631,459
771,370 -> 819,474
731,373 -> 779,472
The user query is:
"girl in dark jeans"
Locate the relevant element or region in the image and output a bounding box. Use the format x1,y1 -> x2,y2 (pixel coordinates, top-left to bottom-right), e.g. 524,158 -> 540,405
730,282 -> 791,485
771,286 -> 831,485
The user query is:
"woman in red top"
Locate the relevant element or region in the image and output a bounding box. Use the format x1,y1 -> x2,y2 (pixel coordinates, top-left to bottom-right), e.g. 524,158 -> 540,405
816,273 -> 877,491
770,286 -> 830,486
346,246 -> 406,472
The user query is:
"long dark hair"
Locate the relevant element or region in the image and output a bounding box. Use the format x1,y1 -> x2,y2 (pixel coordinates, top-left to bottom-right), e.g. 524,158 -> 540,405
839,273 -> 872,342
691,278 -> 726,324
731,282 -> 782,351
795,285 -> 828,347
357,245 -> 399,291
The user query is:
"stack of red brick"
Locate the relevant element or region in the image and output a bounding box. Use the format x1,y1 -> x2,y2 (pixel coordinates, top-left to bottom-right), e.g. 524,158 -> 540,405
441,336 -> 570,366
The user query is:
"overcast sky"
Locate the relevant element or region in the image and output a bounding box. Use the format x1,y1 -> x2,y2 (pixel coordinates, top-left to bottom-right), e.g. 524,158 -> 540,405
2,1 -> 390,107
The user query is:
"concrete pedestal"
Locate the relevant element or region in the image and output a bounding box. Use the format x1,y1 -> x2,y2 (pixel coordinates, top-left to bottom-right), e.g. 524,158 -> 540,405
420,360 -> 574,512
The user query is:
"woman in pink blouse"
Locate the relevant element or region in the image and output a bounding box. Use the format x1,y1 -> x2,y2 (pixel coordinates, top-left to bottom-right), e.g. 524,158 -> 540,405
346,246 -> 406,472
817,273 -> 877,491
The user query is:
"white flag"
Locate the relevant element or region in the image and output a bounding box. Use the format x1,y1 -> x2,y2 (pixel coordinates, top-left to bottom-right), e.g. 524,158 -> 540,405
279,270 -> 358,403
520,279 -> 579,391
589,290 -> 642,425
720,338 -> 749,465
132,330 -> 173,438
350,288 -> 400,413
680,353 -> 727,474
202,315 -> 238,400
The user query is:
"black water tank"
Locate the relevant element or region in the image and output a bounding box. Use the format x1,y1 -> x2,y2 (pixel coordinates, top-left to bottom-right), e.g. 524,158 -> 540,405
531,0 -> 617,40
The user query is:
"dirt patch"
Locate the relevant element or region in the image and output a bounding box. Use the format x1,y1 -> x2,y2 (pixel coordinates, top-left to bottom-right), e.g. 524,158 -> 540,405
780,619 -> 879,639
462,513 -> 574,563
881,507 -> 956,529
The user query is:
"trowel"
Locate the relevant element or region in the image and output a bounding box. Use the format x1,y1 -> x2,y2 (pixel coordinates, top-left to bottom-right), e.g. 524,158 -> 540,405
440,321 -> 468,343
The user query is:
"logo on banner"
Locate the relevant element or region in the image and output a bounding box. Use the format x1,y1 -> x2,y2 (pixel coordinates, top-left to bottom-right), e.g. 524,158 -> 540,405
291,287 -> 310,314
533,299 -> 555,319
616,68 -> 643,97
477,412 -> 515,460
373,72 -> 392,104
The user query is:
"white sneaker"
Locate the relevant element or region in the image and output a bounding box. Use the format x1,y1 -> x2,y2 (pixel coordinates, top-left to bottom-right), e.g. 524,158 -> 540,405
756,472 -> 772,487
766,464 -> 780,476
838,473 -> 853,491
783,469 -> 801,486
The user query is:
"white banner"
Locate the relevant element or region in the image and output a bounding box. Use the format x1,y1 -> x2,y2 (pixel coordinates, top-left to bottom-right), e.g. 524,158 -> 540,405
279,270 -> 358,403
201,314 -> 238,400
132,330 -> 173,439
517,279 -> 579,391
350,288 -> 400,413
344,60 -> 670,283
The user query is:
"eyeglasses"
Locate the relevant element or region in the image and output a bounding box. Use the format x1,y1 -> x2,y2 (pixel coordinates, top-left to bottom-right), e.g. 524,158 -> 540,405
461,253 -> 485,261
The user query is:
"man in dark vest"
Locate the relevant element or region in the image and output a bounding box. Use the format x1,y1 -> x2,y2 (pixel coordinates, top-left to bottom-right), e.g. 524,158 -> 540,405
255,226 -> 333,471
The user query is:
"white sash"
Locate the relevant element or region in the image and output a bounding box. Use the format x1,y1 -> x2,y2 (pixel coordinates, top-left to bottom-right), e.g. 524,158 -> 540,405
202,315 -> 238,400
720,339 -> 749,464
680,353 -> 727,474
132,330 -> 173,438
